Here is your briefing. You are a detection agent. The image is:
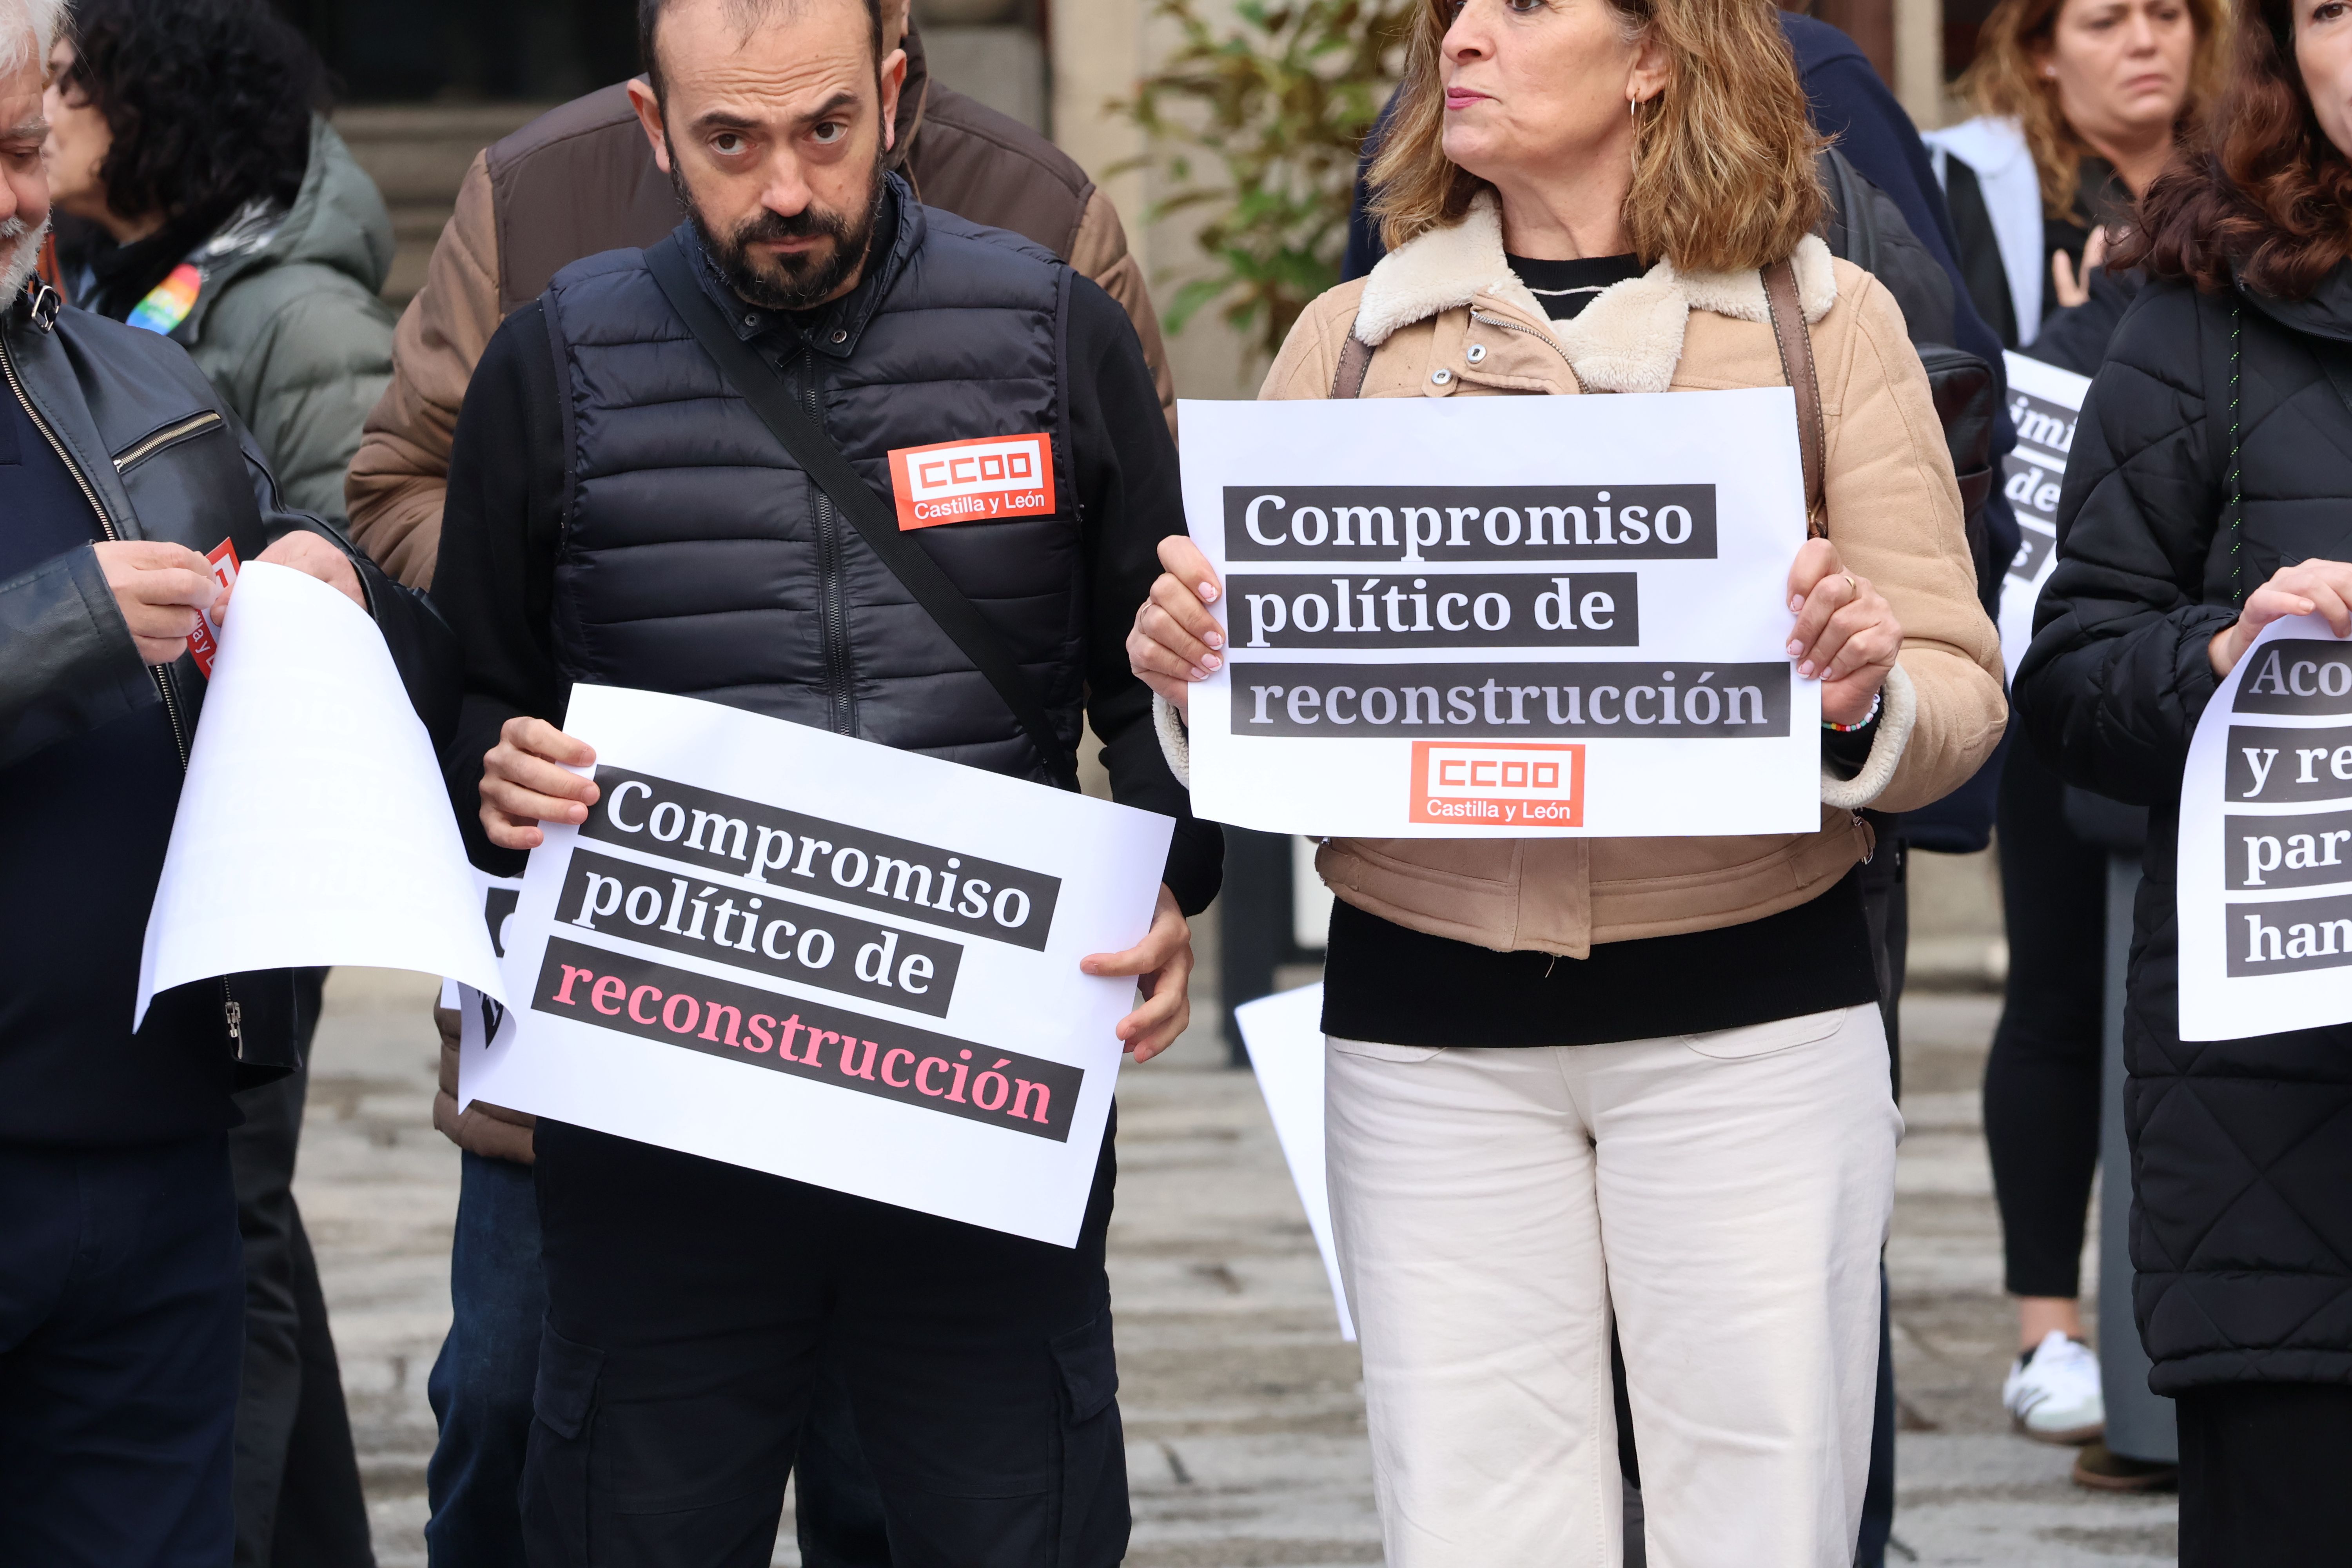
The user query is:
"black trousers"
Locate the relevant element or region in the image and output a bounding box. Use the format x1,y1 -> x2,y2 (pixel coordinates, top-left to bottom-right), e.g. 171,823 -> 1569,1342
2178,1383 -> 2352,1563
521,1117 -> 1128,1568
0,1134 -> 244,1567
228,972 -> 375,1568
1984,742 -> 2107,1299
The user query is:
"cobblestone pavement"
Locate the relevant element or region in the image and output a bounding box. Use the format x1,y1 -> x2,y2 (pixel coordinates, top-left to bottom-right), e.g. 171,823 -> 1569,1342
304,971 -> 2175,1567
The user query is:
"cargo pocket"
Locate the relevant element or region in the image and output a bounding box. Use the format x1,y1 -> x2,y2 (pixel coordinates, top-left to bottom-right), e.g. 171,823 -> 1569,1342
1050,1308 -> 1128,1567
521,1323 -> 605,1564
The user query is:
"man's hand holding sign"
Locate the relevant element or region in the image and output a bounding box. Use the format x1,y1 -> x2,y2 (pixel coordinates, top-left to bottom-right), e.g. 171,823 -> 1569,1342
466,687 -> 1178,1245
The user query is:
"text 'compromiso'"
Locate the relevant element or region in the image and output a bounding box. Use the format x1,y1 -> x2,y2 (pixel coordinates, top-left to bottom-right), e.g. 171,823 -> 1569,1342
1224,485 -> 1717,563
581,766 -> 1062,950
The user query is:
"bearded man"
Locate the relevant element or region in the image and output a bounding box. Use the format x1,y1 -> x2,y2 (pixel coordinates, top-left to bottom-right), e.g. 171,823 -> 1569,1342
426,0 -> 1218,1563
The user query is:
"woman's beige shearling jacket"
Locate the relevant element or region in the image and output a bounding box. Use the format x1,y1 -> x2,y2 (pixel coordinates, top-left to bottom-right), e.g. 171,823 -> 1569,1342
1167,196 -> 2005,958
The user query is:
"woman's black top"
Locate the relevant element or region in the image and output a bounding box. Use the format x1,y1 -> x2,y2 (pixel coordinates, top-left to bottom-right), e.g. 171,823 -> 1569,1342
1318,252 -> 1882,1049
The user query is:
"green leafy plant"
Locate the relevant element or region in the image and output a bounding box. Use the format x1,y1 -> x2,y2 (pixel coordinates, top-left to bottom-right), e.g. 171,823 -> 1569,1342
1113,0 -> 1415,363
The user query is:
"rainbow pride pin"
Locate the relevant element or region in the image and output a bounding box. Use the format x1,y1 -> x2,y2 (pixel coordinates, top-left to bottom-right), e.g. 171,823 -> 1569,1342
127,263 -> 204,335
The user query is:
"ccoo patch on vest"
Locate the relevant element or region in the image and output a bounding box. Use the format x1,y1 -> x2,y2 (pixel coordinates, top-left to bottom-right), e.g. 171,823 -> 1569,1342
890,432 -> 1058,530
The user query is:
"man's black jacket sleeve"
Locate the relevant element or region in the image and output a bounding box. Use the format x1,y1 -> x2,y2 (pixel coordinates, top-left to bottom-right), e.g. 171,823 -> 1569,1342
1065,277 -> 1223,916
432,303 -> 570,877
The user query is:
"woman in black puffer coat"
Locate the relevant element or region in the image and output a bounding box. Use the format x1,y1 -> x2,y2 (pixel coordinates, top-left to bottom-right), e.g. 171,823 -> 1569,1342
2014,0 -> 2352,1552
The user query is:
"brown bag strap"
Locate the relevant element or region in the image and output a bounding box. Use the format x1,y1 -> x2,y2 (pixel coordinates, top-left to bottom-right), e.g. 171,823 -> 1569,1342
1761,256 -> 1827,537
1332,329 -> 1373,399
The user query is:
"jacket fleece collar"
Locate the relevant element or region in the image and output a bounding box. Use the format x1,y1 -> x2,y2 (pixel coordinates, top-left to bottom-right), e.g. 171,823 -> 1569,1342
1354,192 -> 1837,393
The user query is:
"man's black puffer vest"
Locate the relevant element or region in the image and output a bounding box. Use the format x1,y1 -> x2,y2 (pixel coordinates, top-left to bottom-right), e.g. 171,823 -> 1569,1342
540,182 -> 1081,782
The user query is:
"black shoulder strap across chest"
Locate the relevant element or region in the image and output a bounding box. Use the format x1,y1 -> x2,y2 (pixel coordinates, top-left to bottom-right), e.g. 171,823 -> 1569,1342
644,234 -> 1078,789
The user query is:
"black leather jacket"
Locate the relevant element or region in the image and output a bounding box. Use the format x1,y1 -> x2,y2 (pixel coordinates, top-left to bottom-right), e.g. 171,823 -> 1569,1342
0,281 -> 457,1094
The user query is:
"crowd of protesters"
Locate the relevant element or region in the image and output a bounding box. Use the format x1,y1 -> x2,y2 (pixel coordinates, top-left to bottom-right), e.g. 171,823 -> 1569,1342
4,0 -> 2352,1563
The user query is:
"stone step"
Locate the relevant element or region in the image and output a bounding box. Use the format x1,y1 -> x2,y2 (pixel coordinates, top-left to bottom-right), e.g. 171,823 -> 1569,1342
332,104 -> 552,309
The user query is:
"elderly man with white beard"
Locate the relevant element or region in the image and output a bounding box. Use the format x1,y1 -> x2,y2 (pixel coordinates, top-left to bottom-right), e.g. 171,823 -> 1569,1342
0,3 -> 456,1561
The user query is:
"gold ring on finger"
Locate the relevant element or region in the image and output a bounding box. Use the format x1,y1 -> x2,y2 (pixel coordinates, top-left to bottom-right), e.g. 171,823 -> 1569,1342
1842,572 -> 1856,598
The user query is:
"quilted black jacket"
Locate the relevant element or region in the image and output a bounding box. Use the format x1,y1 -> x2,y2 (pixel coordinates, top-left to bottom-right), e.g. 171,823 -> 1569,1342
2016,270 -> 2352,1392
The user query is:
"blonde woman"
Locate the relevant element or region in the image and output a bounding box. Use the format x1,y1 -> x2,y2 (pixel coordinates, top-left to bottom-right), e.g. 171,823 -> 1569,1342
1926,0 -> 2224,348
1130,0 -> 2005,1560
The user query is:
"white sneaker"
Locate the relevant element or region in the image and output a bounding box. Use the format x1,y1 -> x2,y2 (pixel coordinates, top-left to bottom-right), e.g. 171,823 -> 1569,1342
2004,1330 -> 2105,1444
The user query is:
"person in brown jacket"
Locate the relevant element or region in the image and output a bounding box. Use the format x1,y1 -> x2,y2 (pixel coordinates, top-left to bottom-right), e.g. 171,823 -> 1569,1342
376,8 -> 1178,1565
1130,0 -> 2005,1561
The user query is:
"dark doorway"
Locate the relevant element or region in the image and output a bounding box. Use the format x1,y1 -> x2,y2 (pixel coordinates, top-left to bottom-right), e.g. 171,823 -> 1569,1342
271,0 -> 639,102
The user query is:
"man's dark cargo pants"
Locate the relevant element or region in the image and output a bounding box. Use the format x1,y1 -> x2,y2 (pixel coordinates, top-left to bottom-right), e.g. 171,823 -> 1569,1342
520,1116 -> 1127,1568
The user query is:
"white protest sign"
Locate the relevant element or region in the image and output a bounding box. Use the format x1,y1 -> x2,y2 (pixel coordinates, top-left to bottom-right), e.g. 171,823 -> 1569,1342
467,684 -> 1174,1247
449,872 -> 525,1067
2178,616 -> 2352,1041
137,562 -> 504,1028
1178,392 -> 1819,838
1234,983 -> 1354,1341
1997,354 -> 2091,680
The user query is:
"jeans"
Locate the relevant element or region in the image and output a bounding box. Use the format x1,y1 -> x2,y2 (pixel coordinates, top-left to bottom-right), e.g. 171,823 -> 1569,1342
427,1150 -> 895,1568
426,1153 -> 547,1568
0,1135 -> 245,1568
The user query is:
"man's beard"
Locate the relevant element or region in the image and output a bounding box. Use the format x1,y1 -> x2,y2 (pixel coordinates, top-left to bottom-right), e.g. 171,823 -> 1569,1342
673,154 -> 886,314
0,212 -> 51,302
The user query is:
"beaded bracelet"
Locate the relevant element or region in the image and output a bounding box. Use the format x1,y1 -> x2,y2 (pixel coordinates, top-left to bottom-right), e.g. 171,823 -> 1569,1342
1822,691 -> 1882,734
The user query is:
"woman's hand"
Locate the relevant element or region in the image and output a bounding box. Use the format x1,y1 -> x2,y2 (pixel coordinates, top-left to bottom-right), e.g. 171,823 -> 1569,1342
1786,538 -> 1903,726
2209,559 -> 2352,677
1126,536 -> 1225,719
2051,227 -> 2109,310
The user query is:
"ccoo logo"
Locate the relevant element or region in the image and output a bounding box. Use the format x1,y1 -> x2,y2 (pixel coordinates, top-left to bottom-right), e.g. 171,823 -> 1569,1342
889,433 -> 1058,530
1410,741 -> 1583,827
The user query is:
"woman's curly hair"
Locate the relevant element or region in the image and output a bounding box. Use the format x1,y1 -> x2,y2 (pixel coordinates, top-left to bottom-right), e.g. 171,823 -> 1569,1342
60,0 -> 330,233
2116,0 -> 2352,296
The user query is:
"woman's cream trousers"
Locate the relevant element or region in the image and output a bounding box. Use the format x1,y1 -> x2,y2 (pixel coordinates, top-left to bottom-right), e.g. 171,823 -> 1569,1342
1325,1005 -> 1902,1567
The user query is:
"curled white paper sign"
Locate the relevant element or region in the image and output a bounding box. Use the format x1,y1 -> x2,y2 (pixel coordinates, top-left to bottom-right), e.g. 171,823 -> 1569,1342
135,561 -> 504,1027
2177,612 -> 2352,1041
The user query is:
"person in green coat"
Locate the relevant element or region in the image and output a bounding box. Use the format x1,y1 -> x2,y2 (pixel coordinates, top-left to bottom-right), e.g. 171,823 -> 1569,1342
44,0 -> 392,529
39,4 -> 388,1564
